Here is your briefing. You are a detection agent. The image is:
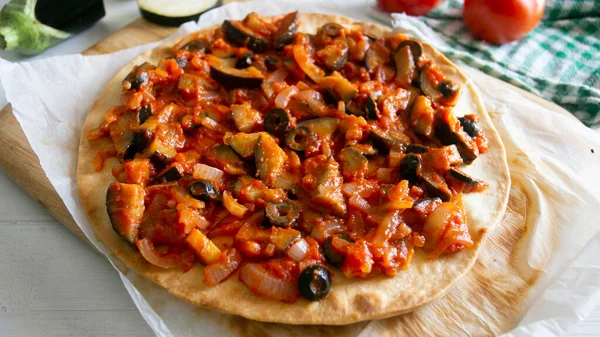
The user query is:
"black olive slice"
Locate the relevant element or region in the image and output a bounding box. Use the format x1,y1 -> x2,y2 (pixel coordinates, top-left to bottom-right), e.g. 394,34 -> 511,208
264,108 -> 291,137
235,52 -> 254,69
439,81 -> 459,98
298,265 -> 331,301
399,154 -> 421,182
179,40 -> 206,52
265,201 -> 301,227
458,116 -> 481,138
285,126 -> 316,151
189,180 -> 219,202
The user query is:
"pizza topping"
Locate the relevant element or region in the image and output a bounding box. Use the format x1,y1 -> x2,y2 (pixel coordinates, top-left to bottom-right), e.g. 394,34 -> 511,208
298,265 -> 331,301
93,12 -> 491,303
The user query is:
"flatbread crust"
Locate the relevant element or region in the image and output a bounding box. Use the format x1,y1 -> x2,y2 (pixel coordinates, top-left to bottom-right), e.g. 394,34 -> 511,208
77,13 -> 510,325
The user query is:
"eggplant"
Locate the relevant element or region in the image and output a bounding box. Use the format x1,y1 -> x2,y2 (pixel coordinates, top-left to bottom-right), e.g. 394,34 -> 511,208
319,76 -> 358,102
292,44 -> 325,83
412,197 -> 442,214
203,144 -> 247,175
317,39 -> 348,71
458,115 -> 482,138
106,182 -> 145,244
369,128 -> 409,152
138,104 -> 153,125
123,62 -> 156,91
231,103 -> 261,132
409,95 -> 435,137
399,154 -> 421,182
447,168 -> 487,193
226,132 -> 266,159
421,172 -> 452,202
434,108 -> 479,164
273,11 -> 299,49
138,0 -> 221,27
394,42 -> 417,88
405,143 -> 429,154
235,52 -> 254,69
179,39 -> 207,52
339,147 -> 368,179
255,134 -> 287,188
285,127 -> 316,151
0,0 -> 105,55
145,137 -> 177,165
221,19 -> 268,53
396,40 -> 422,61
316,23 -> 344,45
209,64 -> 264,89
297,118 -> 340,139
157,164 -> 183,182
364,42 -> 390,72
110,112 -> 147,161
304,156 -> 346,216
364,95 -> 379,120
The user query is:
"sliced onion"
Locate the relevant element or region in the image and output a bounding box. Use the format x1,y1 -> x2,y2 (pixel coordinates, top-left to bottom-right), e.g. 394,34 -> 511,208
372,211 -> 401,246
286,238 -> 308,261
262,68 -> 289,99
200,115 -> 223,131
239,263 -> 298,303
136,238 -> 181,269
275,85 -> 299,109
203,249 -> 243,287
193,163 -> 224,183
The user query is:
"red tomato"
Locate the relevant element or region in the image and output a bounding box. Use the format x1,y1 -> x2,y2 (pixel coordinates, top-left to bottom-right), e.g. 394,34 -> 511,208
377,0 -> 442,16
463,0 -> 545,45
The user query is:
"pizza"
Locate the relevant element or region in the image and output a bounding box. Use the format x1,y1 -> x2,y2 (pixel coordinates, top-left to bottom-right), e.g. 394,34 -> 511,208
77,12 -> 510,324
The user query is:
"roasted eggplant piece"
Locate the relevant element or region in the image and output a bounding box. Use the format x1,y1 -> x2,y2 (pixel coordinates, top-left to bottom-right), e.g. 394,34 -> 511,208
303,156 -> 346,216
399,154 -> 421,182
412,197 -> 442,214
317,39 -> 348,71
339,147 -> 368,179
394,42 -> 418,88
421,172 -> 452,202
319,76 -> 358,102
265,200 -> 301,227
369,128 -> 409,152
123,62 -> 155,90
285,126 -> 316,151
264,108 -> 291,137
226,132 -> 266,159
203,144 -> 247,175
208,55 -> 264,89
145,137 -> 177,166
156,163 -> 183,182
364,95 -> 379,120
315,23 -> 344,45
446,168 -> 488,193
255,134 -> 288,187
458,115 -> 482,138
364,42 -> 390,72
189,180 -> 220,202
179,40 -> 207,52
110,112 -> 150,161
106,182 -> 145,244
137,104 -> 153,125
406,143 -> 428,154
221,19 -> 268,52
235,52 -> 254,69
434,108 -> 479,164
409,95 -> 435,137
273,11 -> 299,49
297,118 -> 340,139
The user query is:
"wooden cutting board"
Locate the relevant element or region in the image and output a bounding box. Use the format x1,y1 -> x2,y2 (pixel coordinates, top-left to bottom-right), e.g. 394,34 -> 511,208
0,8 -> 577,336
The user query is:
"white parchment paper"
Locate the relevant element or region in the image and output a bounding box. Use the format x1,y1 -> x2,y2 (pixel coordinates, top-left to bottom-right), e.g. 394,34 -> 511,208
1,1 -> 600,336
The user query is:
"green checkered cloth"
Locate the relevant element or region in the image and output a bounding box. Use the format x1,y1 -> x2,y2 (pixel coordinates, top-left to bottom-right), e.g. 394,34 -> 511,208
393,0 -> 600,127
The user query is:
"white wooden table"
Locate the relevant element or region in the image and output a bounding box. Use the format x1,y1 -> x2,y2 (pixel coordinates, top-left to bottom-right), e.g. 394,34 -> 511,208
0,0 -> 154,335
